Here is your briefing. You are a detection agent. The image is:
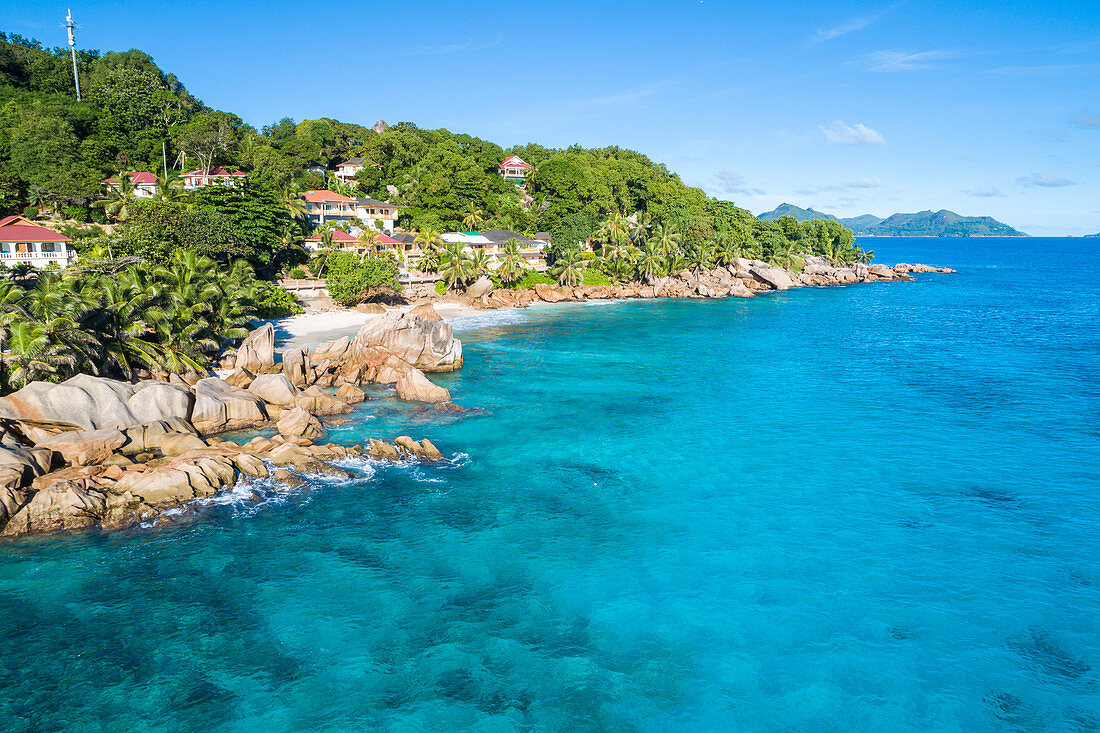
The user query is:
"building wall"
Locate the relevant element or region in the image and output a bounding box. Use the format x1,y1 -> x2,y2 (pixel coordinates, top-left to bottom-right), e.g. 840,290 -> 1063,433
0,240 -> 76,269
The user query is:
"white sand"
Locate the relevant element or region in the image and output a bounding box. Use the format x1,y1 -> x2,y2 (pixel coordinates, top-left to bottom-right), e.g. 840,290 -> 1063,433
272,303 -> 486,352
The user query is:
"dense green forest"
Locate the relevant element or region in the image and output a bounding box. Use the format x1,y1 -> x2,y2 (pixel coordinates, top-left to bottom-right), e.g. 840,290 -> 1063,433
0,31 -> 865,276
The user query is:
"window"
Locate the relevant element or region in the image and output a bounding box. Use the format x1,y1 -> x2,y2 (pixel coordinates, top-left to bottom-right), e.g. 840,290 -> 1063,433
42,242 -> 56,253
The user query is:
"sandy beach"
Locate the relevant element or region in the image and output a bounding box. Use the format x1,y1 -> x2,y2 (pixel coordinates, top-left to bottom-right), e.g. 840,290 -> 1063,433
272,302 -> 486,352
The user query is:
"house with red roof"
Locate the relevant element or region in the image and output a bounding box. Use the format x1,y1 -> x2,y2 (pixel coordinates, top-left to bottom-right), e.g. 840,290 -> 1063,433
498,155 -> 533,184
304,229 -> 404,258
302,190 -> 357,225
0,215 -> 75,270
181,168 -> 247,190
104,171 -> 159,199
303,228 -> 358,252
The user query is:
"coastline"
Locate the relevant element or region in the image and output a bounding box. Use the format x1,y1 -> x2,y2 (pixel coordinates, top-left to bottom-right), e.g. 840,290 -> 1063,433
0,256 -> 954,539
274,302 -> 484,352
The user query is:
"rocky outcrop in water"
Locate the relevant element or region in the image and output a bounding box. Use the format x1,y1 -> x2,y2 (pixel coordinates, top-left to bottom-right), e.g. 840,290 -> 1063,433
0,310 -> 467,540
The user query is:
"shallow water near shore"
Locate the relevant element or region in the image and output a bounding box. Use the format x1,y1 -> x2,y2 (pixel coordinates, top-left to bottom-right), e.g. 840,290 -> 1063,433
1,237 -> 1098,731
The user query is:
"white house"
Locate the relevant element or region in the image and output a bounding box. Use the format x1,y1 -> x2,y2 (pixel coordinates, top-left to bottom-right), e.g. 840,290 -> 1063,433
498,155 -> 533,184
354,197 -> 400,233
181,168 -> 247,190
334,157 -> 379,185
0,215 -> 76,269
104,171 -> 159,199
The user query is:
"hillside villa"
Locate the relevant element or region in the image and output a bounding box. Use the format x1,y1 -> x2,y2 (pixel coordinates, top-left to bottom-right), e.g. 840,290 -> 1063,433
498,155 -> 533,184
181,169 -> 247,189
354,198 -> 399,233
0,216 -> 75,270
302,190 -> 358,225
334,158 -> 380,185
104,171 -> 159,198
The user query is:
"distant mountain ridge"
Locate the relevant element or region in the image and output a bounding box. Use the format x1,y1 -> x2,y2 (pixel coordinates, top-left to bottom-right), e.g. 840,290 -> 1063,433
758,203 -> 1027,237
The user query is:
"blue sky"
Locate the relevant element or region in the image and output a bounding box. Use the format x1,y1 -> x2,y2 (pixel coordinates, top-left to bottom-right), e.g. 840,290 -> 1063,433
7,0 -> 1100,234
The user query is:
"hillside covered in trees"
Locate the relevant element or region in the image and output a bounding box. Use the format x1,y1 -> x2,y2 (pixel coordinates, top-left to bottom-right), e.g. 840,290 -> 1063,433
759,203 -> 1026,237
0,31 -> 861,272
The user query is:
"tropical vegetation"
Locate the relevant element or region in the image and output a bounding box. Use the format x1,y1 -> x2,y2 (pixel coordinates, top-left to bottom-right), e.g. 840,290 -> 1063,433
0,250 -> 299,393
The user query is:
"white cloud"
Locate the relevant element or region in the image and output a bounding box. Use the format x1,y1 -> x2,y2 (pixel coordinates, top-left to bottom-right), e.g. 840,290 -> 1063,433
814,15 -> 877,42
861,49 -> 961,72
811,1 -> 909,43
580,86 -> 660,107
1017,173 -> 1074,188
716,171 -> 765,197
964,187 -> 1006,198
1072,112 -> 1100,129
820,121 -> 887,145
795,178 -> 884,195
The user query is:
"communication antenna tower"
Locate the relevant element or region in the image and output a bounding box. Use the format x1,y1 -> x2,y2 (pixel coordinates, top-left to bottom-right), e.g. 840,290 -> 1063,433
65,9 -> 81,101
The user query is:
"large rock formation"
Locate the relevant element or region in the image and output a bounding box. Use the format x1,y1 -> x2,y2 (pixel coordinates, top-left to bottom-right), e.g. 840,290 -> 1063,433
233,323 -> 275,373
192,378 -> 268,434
351,311 -> 462,373
0,375 -> 193,432
248,374 -> 300,407
466,276 -> 493,299
36,429 -> 127,466
395,369 -> 450,403
277,407 -> 323,440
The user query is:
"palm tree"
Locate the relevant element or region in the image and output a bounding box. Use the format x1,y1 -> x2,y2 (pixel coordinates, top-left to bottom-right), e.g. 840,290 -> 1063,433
770,238 -> 803,270
497,238 -> 527,284
635,240 -> 665,281
10,263 -> 35,285
711,234 -> 738,267
469,248 -> 491,278
146,251 -> 222,373
552,248 -> 583,286
685,240 -> 714,277
281,184 -> 309,222
462,208 -> 485,232
314,229 -> 340,276
21,273 -> 99,377
356,228 -> 380,258
438,242 -> 474,291
651,224 -> 681,258
0,279 -> 27,392
597,212 -> 632,247
154,172 -> 189,203
400,163 -> 428,203
82,274 -> 161,380
4,321 -> 56,389
96,172 -> 137,222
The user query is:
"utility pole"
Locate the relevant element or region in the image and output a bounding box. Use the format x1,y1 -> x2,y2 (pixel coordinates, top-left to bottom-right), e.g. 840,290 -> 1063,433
65,9 -> 81,101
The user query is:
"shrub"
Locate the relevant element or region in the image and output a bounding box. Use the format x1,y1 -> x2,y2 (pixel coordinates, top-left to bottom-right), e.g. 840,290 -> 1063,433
88,208 -> 107,224
434,280 -> 447,295
581,268 -> 611,286
22,205 -> 37,219
254,281 -> 303,318
289,267 -> 306,279
61,205 -> 87,222
325,250 -> 401,305
511,270 -> 555,289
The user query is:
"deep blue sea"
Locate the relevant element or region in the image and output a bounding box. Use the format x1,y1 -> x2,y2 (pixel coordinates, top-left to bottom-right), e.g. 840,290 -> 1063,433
1,237 -> 1098,731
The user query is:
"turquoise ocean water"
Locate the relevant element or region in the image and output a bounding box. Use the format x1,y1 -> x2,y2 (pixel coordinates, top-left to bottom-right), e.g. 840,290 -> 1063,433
1,237 -> 1098,731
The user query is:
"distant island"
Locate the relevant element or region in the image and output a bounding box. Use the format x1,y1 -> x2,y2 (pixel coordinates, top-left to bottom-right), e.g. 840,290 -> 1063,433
1085,232 -> 1100,238
759,203 -> 1027,237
